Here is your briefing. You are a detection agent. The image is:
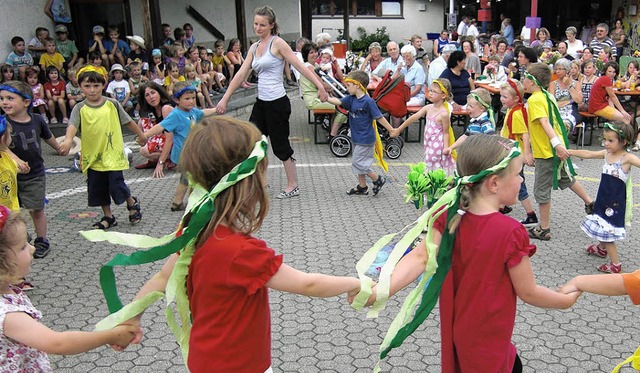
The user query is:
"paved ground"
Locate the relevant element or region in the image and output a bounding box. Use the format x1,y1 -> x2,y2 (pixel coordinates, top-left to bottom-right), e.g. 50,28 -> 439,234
31,95 -> 640,372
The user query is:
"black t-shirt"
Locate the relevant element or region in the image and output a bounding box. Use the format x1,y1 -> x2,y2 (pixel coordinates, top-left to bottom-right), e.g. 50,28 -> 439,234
8,114 -> 53,181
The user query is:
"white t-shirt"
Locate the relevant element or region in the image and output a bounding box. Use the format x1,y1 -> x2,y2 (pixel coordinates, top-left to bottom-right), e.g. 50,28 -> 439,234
106,79 -> 131,103
457,21 -> 468,37
566,39 -> 585,60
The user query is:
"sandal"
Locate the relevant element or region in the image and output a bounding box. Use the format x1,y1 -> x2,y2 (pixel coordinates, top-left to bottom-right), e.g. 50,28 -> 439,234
597,262 -> 622,273
528,225 -> 551,241
92,215 -> 117,230
170,202 -> 186,211
16,279 -> 34,291
127,196 -> 142,224
372,176 -> 386,196
585,201 -> 595,215
347,185 -> 369,195
586,243 -> 608,258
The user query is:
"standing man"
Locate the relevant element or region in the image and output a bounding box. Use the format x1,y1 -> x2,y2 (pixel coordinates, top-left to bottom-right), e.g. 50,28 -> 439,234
589,23 -> 618,61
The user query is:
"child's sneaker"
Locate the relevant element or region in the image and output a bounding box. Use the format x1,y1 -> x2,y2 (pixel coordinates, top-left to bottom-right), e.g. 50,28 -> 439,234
372,176 -> 386,195
585,201 -> 595,214
62,117 -> 69,124
347,185 -> 369,195
33,237 -> 50,259
519,213 -> 538,227
276,186 -> 299,199
586,243 -> 608,258
499,206 -> 513,214
50,117 -> 58,124
597,262 -> 621,273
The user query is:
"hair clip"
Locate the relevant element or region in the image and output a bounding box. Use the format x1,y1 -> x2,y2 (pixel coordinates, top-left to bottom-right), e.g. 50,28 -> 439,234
0,205 -> 9,233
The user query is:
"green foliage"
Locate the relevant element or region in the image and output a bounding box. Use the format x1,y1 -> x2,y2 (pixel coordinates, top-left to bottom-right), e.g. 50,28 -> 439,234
404,164 -> 453,209
339,26 -> 391,53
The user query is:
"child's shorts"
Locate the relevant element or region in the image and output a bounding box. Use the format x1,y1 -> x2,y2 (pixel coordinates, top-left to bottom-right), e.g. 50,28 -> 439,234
518,167 -> 529,202
623,269 -> 640,305
533,158 -> 575,204
352,144 -> 374,175
18,175 -> 46,210
87,169 -> 131,207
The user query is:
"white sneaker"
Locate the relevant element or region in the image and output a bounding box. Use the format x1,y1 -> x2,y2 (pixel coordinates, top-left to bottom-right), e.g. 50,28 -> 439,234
50,117 -> 58,124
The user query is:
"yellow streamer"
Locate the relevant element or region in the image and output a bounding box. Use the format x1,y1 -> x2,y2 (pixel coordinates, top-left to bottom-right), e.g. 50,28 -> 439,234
611,346 -> 640,372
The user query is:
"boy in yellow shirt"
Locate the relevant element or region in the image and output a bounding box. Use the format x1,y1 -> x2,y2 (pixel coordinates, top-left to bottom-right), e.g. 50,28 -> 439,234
523,63 -> 593,240
39,37 -> 65,75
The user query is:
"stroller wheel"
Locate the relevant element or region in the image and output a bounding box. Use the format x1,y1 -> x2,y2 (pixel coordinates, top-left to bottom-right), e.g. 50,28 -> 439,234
330,135 -> 352,157
338,123 -> 350,136
386,137 -> 403,159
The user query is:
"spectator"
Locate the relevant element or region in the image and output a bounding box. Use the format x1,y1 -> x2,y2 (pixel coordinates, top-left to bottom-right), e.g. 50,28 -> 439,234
549,58 -> 582,135
183,23 -> 195,48
557,41 -> 574,61
372,41 -> 401,81
530,27 -> 553,49
502,18 -> 514,45
565,26 -> 584,60
513,47 -> 537,82
148,49 -> 165,85
134,82 -> 174,171
160,23 -> 174,55
0,64 -> 14,83
88,25 -> 109,69
54,24 -> 82,70
43,66 -> 68,124
400,44 -> 426,107
105,64 -> 132,112
25,67 -> 48,120
590,23 -> 617,61
457,16 -> 470,37
520,24 -> 532,46
610,19 -> 625,59
314,32 -> 332,50
580,47 -> 595,67
173,27 -> 186,50
126,35 -> 148,70
361,42 -> 383,76
107,25 -> 130,67
466,19 -> 480,52
410,34 -> 427,72
28,27 -> 49,64
461,39 -> 481,79
65,66 -> 84,109
433,30 -> 453,58
5,36 -> 35,80
39,37 -> 65,75
428,44 -> 456,86
588,61 -> 630,125
439,50 -> 475,108
580,18 -> 597,45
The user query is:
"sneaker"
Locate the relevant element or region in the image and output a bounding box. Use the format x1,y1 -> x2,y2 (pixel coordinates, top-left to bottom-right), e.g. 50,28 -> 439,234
218,87 -> 227,93
62,117 -> 69,124
286,79 -> 297,87
33,237 -> 51,259
585,201 -> 595,215
597,262 -> 621,273
276,186 -> 299,199
322,116 -> 331,131
520,213 -> 539,227
50,117 -> 58,124
347,185 -> 369,195
372,175 -> 386,195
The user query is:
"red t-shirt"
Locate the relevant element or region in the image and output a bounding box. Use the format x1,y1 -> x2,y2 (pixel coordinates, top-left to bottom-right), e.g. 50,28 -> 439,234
186,225 -> 283,373
434,212 -> 536,373
44,80 -> 66,97
588,75 -> 613,113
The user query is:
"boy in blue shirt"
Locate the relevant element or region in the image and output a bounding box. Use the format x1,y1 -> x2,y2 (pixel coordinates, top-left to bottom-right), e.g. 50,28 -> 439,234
327,70 -> 396,196
5,37 -> 36,81
444,87 -> 496,155
143,81 -> 217,210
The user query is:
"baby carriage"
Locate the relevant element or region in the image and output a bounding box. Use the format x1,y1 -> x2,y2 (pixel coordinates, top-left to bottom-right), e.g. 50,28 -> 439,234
315,68 -> 406,159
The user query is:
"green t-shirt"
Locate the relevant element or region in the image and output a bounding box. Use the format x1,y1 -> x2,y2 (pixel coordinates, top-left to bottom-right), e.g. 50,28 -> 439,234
55,39 -> 79,60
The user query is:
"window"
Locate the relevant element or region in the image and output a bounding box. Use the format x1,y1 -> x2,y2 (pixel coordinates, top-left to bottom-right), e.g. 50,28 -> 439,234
311,0 -> 403,17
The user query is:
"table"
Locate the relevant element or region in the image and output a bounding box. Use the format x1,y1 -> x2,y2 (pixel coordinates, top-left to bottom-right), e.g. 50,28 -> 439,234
474,81 -> 502,95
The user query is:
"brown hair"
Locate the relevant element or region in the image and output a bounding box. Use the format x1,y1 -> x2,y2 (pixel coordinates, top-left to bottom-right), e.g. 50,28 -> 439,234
526,62 -> 552,89
0,209 -> 29,288
255,6 -> 279,35
606,121 -> 635,148
180,117 -> 269,248
448,135 -> 516,232
346,70 -> 369,89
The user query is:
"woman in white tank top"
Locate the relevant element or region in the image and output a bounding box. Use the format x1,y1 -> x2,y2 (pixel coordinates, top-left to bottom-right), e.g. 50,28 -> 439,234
217,6 -> 328,199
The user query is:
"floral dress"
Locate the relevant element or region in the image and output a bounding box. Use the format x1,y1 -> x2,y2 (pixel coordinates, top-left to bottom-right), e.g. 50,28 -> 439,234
0,286 -> 51,372
30,84 -> 46,108
424,107 -> 455,175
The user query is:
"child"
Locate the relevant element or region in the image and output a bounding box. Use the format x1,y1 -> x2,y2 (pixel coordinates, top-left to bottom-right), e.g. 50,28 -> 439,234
85,50 -> 109,81
163,61 -> 184,96
5,37 -> 35,80
1,81 -> 63,258
185,46 -> 212,99
500,79 -> 539,226
148,49 -> 165,85
54,24 -> 82,70
113,117 -> 361,371
28,27 -> 49,64
143,81 -> 216,210
621,60 -> 638,90
559,271 -> 636,303
482,54 -> 508,82
319,48 -> 335,78
39,37 -> 65,75
524,63 -> 593,240
58,68 -> 147,229
1,64 -> 15,83
25,68 -> 48,120
444,87 -> 496,154
88,25 -> 109,69
0,206 -> 140,370
107,25 -> 130,67
326,70 -> 395,195
183,22 -> 195,48
173,27 -> 186,50
567,122 -> 637,273
184,63 -> 212,108
211,40 -> 231,92
125,35 -> 148,71
43,66 -> 68,124
395,78 -> 456,174
0,117 -> 20,211
65,66 -> 84,109
106,64 -> 133,113
579,58 -> 597,112
160,23 -> 174,55
167,45 -> 186,75
127,61 -> 148,117
589,61 -> 631,126
380,134 -> 580,372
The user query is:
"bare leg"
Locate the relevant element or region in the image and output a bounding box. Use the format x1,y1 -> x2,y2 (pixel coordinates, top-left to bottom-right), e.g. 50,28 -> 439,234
538,201 -> 550,229
520,197 -> 535,214
603,241 -> 620,264
282,158 -> 298,192
173,183 -> 189,206
30,209 -> 47,238
569,181 -> 592,204
101,204 -> 113,218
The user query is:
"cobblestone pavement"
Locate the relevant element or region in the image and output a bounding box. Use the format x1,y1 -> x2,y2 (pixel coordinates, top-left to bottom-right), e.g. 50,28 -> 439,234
33,96 -> 640,372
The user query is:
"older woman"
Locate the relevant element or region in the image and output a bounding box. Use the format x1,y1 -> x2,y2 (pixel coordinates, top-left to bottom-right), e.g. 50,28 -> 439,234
550,58 -> 582,134
462,39 -> 481,79
502,18 -> 514,45
300,42 -> 347,139
565,26 -> 584,60
400,45 -> 426,107
135,82 -> 175,176
439,50 -> 475,108
361,42 -> 383,75
530,27 -> 553,48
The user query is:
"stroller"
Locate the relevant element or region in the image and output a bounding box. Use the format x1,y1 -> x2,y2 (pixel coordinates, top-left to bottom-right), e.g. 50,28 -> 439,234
315,68 -> 407,159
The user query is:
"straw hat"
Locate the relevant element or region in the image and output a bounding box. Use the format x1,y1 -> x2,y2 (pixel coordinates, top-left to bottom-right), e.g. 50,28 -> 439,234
126,35 -> 146,49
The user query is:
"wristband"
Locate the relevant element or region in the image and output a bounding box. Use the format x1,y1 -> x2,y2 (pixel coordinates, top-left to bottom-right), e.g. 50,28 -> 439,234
550,137 -> 562,148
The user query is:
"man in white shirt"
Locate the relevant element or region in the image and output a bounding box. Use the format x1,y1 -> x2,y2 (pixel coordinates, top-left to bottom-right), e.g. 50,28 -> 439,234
457,16 -> 470,37
427,44 -> 456,86
372,41 -> 401,81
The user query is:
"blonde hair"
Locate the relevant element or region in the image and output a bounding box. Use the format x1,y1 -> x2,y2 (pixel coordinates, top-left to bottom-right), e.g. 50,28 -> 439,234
180,117 -> 269,248
0,209 -> 28,288
467,88 -> 492,109
432,78 -> 452,101
500,78 -> 524,99
183,63 -> 196,77
448,135 -> 516,232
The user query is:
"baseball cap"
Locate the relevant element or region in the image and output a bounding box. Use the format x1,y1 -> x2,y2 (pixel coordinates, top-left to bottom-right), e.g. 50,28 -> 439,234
151,48 -> 162,57
93,25 -> 105,34
55,24 -> 68,33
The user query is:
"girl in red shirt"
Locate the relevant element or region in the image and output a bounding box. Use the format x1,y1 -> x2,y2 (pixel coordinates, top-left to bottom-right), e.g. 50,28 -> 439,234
118,116 -> 361,373
43,65 -> 68,124
382,135 -> 580,372
588,61 -> 631,126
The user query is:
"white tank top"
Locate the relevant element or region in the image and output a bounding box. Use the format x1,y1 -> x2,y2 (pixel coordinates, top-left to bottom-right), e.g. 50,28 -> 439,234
251,36 -> 286,101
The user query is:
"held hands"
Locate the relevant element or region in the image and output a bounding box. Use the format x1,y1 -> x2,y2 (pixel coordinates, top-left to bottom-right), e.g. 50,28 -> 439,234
443,147 -> 452,156
388,128 -> 401,138
317,87 -> 328,102
16,160 -> 30,174
216,99 -> 228,114
135,134 -> 147,147
555,145 -> 569,161
109,318 -> 143,352
524,152 -> 535,166
58,139 -> 72,156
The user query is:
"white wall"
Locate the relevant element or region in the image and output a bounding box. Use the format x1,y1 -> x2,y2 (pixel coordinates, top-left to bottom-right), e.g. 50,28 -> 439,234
0,1 -> 57,62
244,1 -> 302,43
312,0 -> 445,52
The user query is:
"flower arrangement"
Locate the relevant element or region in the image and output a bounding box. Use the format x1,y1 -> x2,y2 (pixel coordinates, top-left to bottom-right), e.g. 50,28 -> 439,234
541,51 -> 561,65
404,163 -> 453,209
345,50 -> 363,73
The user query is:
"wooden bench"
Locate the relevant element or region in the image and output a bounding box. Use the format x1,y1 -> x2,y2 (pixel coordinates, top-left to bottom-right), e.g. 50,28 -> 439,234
577,111 -> 597,147
312,108 -> 336,144
403,106 -> 424,143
